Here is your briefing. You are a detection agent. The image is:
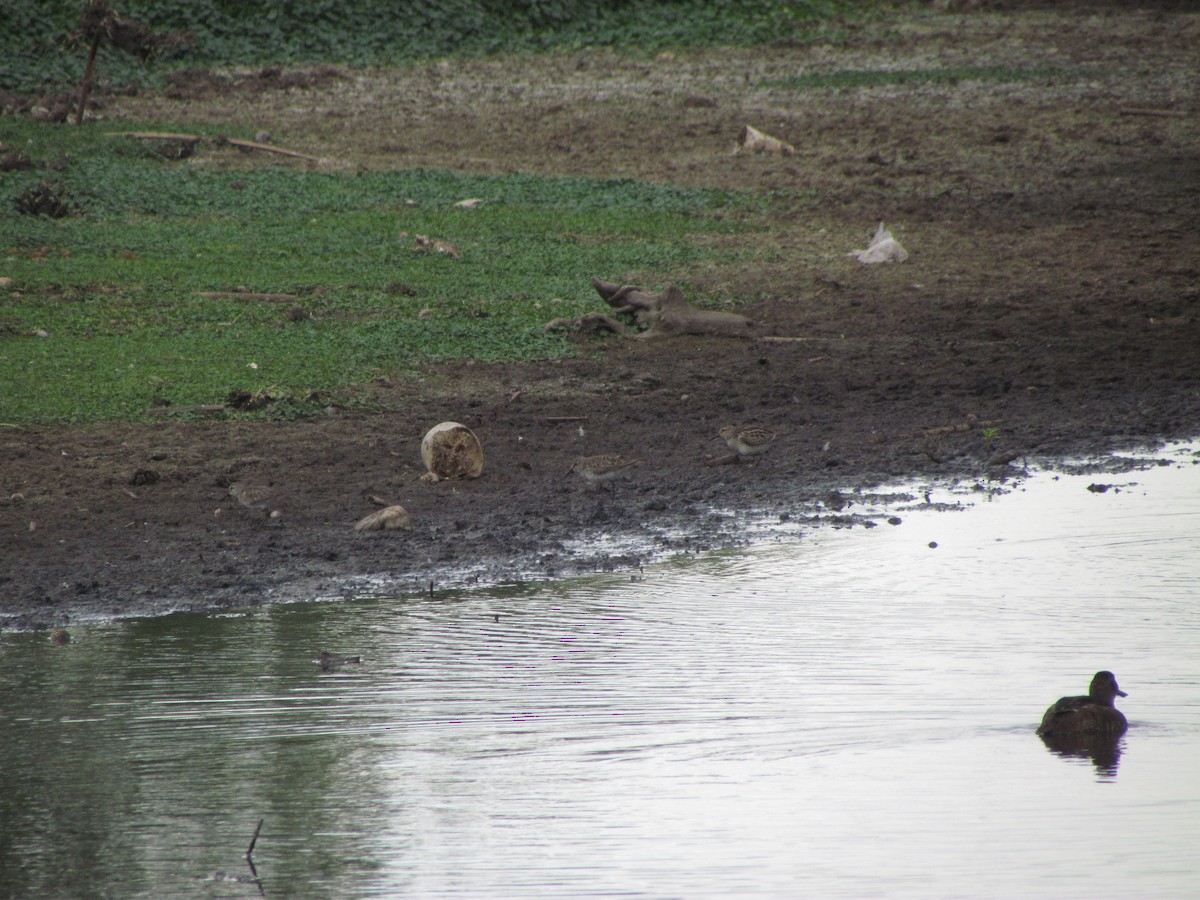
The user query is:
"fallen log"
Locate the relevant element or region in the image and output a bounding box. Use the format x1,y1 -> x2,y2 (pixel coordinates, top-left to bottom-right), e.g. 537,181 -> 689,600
589,278 -> 754,339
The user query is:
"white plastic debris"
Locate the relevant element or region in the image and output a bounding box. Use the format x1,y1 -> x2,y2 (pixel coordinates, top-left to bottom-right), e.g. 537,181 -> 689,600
850,222 -> 909,264
733,124 -> 795,156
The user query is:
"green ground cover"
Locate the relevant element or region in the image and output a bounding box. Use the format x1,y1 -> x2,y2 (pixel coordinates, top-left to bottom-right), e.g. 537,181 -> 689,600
0,1 -> 883,424
1,0 -> 870,93
1,120 -> 753,423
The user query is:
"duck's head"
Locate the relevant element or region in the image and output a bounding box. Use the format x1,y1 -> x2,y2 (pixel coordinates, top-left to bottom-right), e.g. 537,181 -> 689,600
1089,671 -> 1127,703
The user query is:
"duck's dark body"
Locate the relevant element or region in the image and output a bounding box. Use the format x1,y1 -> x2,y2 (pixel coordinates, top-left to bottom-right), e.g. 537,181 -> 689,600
1037,671 -> 1128,737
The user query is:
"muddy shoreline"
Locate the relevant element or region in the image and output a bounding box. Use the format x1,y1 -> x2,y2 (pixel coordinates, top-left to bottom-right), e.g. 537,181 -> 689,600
2,373 -> 1194,632
2,3 -> 1198,629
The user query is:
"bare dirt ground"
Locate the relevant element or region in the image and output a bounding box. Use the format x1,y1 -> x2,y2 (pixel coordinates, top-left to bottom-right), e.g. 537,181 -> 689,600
2,2 -> 1198,629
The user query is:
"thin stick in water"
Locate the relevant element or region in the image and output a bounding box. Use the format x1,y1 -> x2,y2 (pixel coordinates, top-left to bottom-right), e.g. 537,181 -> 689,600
246,818 -> 264,859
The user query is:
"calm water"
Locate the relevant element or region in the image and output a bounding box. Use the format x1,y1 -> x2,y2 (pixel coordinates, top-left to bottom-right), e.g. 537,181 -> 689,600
2,446 -> 1198,899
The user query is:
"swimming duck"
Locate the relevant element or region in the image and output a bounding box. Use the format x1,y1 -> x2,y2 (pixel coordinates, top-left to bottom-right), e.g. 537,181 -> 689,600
1037,670 -> 1128,737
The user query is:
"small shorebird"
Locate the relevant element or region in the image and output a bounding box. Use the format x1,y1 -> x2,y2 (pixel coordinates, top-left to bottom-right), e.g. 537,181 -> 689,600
718,425 -> 777,461
570,454 -> 641,487
229,481 -> 291,514
1037,670 -> 1128,738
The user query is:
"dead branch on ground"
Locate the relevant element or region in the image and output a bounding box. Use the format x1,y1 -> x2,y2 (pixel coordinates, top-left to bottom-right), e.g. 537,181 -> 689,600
218,137 -> 323,162
545,279 -> 754,340
105,131 -> 327,164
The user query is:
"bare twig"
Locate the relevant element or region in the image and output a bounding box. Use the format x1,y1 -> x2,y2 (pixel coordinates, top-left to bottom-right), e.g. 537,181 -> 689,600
223,138 -> 322,162
246,818 -> 264,859
76,32 -> 103,126
245,818 -> 265,897
106,130 -> 203,142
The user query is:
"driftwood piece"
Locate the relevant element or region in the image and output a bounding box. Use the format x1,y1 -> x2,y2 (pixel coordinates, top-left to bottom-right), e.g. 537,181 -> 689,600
573,278 -> 755,340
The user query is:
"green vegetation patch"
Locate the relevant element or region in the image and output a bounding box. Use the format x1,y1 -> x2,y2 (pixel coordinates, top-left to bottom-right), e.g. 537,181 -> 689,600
2,0 -> 872,93
0,120 -> 753,424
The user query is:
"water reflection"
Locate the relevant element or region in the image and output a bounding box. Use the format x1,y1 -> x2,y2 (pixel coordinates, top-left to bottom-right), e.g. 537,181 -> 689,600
2,444 -> 1199,898
1039,732 -> 1124,778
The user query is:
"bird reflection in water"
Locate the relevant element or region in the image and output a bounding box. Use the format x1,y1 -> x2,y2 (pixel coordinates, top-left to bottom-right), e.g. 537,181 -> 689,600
1039,731 -> 1123,777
